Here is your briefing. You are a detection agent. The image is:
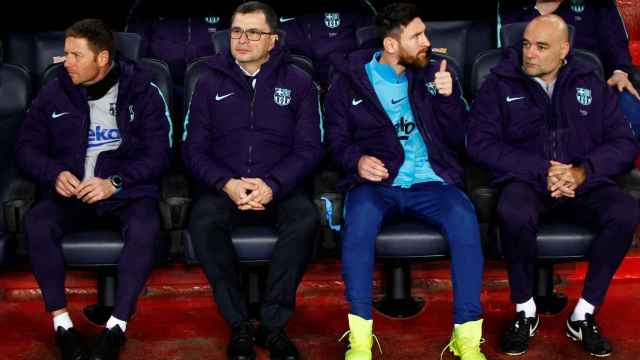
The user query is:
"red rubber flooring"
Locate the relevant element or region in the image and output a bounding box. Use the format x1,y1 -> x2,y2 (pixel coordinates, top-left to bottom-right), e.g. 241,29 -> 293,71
1,251 -> 640,359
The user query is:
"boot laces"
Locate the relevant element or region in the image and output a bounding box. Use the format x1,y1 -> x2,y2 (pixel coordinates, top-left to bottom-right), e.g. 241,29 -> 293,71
338,330 -> 383,358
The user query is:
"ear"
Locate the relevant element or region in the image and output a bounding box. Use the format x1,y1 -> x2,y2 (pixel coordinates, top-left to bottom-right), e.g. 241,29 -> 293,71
383,36 -> 399,54
97,50 -> 110,67
560,41 -> 570,61
268,33 -> 278,51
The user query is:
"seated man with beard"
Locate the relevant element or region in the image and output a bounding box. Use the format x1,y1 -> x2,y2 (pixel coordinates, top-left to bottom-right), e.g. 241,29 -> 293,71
325,3 -> 486,360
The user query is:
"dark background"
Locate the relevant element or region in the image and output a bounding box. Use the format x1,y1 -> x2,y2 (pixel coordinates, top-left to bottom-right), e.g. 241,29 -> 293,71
0,1 -> 498,34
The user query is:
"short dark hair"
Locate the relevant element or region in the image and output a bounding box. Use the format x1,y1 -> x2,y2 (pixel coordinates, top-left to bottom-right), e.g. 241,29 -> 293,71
376,2 -> 420,39
65,19 -> 115,61
232,1 -> 278,32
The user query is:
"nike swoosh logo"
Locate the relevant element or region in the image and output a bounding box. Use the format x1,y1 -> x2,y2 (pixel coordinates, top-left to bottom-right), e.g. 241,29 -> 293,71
566,320 -> 582,340
51,112 -> 70,119
391,97 -> 407,105
352,99 -> 363,106
530,317 -> 539,336
87,139 -> 121,148
215,93 -> 234,101
506,96 -> 526,103
280,17 -> 295,22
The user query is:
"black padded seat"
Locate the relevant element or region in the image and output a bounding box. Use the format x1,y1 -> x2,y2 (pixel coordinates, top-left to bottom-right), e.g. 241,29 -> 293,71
182,227 -> 279,320
58,228 -> 171,325
0,233 -> 10,266
371,220 -> 449,318
0,62 -> 31,266
494,224 -> 595,261
62,231 -> 125,266
231,227 -> 279,262
183,227 -> 278,265
427,21 -> 475,73
536,224 -> 594,259
376,222 -> 447,259
470,49 -> 503,98
62,230 -> 171,267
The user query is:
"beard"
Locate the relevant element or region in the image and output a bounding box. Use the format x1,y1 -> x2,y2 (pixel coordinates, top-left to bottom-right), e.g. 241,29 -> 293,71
398,47 -> 429,69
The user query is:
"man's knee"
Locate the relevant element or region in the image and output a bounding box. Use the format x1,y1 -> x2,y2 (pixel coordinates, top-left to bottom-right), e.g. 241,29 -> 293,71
441,188 -> 478,224
601,193 -> 639,232
24,201 -> 64,240
189,194 -> 233,229
122,203 -> 161,247
497,184 -> 539,229
344,185 -> 385,224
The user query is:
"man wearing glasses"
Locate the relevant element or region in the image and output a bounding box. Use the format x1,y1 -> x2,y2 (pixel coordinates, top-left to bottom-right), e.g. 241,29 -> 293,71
182,2 -> 323,360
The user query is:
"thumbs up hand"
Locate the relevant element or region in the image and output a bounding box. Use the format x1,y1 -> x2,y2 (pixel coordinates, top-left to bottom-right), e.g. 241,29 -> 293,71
434,59 -> 453,97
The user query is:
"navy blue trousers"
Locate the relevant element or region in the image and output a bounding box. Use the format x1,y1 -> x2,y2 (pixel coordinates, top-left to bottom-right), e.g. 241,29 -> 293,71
497,182 -> 638,306
25,197 -> 160,320
618,91 -> 640,136
342,182 -> 484,324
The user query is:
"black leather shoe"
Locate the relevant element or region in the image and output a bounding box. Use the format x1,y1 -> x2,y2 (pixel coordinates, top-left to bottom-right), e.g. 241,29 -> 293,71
55,327 -> 88,360
566,314 -> 613,357
90,325 -> 126,360
255,326 -> 299,360
228,321 -> 256,360
501,311 -> 540,356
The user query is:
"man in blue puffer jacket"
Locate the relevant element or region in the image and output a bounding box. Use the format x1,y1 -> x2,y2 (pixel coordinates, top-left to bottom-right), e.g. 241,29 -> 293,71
468,15 -> 638,357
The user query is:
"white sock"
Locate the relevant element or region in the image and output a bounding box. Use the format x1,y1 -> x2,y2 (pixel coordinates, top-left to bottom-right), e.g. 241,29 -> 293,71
516,297 -> 537,318
571,298 -> 595,322
53,312 -> 74,331
105,316 -> 127,332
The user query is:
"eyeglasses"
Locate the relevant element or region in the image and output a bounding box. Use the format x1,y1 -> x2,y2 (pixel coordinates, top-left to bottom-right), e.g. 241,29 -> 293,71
230,27 -> 275,41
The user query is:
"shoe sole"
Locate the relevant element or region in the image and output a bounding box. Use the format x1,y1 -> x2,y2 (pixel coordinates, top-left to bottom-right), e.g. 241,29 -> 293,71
227,354 -> 256,360
503,350 -> 527,356
565,332 -> 612,357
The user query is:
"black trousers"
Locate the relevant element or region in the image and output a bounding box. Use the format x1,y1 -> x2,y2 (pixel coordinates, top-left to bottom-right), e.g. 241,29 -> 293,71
497,182 -> 638,305
188,189 -> 318,328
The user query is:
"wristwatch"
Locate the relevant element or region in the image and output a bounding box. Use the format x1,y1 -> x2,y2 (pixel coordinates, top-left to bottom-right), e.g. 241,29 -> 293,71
109,175 -> 124,191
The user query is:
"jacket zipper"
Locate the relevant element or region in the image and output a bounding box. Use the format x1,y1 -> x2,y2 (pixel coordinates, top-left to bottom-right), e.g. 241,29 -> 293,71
188,17 -> 192,44
248,81 -> 256,175
526,76 -> 557,160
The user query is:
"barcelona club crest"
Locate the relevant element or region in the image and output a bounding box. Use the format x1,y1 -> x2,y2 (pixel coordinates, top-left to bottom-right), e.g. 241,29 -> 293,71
324,13 -> 341,29
204,17 -> 220,25
570,0 -> 585,13
576,87 -> 592,106
425,82 -> 438,96
274,88 -> 292,106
